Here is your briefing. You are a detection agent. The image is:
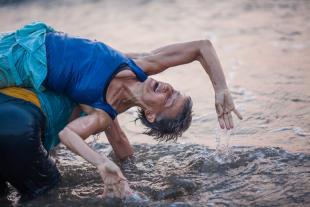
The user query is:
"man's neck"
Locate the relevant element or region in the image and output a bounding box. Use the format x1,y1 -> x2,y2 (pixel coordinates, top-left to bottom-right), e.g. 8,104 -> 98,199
106,78 -> 145,113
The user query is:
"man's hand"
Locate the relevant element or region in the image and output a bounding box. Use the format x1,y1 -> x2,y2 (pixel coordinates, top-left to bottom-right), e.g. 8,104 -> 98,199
97,160 -> 132,198
215,89 -> 243,130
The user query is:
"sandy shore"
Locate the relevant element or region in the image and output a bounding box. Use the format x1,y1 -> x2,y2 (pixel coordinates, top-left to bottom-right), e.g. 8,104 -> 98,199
0,0 -> 309,153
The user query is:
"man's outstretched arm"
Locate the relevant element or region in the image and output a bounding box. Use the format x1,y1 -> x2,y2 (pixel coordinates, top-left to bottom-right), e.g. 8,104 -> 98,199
127,40 -> 243,129
128,40 -> 226,90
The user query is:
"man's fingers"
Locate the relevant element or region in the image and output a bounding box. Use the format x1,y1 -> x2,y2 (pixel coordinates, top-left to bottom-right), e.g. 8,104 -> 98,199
103,184 -> 110,197
118,181 -> 126,198
121,180 -> 133,198
117,171 -> 127,181
113,184 -> 121,198
228,113 -> 234,129
216,103 -> 224,117
233,109 -> 243,120
103,182 -> 123,198
218,116 -> 225,129
223,113 -> 230,130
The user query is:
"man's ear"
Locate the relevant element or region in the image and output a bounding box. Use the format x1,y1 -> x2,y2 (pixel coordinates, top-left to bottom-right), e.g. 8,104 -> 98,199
145,110 -> 156,123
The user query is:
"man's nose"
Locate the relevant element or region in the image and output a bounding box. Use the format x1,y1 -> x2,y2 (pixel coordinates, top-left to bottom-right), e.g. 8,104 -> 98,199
166,85 -> 173,95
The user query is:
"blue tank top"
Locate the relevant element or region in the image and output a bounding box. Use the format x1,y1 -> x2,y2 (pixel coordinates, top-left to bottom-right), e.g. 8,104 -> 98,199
44,32 -> 147,119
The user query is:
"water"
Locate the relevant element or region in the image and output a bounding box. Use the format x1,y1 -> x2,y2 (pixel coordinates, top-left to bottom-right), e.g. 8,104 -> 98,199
213,127 -> 234,163
1,141 -> 309,207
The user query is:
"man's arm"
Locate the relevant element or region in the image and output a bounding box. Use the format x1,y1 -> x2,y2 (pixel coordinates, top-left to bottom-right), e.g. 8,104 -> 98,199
59,106 -> 111,166
105,118 -> 134,161
59,106 -> 132,198
128,40 -> 242,129
125,52 -> 150,59
128,40 -> 226,90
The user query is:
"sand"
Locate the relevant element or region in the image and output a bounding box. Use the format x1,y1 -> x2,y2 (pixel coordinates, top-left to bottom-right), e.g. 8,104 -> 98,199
0,0 -> 309,153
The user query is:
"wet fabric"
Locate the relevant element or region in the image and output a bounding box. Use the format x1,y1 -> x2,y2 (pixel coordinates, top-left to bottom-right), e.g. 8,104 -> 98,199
35,90 -> 77,151
0,93 -> 60,200
44,31 -> 148,119
0,87 -> 41,108
0,87 -> 77,151
0,22 -> 54,91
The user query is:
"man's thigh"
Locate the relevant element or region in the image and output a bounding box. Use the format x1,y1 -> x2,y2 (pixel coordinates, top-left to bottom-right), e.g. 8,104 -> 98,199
0,93 -> 60,200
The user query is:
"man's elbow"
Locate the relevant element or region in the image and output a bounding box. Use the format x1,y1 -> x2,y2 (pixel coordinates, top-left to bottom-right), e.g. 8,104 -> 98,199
58,127 -> 71,143
200,39 -> 212,47
197,39 -> 213,51
195,39 -> 213,60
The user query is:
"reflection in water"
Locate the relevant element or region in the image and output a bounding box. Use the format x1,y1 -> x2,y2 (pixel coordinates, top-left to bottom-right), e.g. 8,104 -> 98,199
1,142 -> 309,207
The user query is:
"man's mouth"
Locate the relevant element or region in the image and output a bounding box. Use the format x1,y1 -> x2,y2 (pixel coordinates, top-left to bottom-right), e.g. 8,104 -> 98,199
153,81 -> 159,92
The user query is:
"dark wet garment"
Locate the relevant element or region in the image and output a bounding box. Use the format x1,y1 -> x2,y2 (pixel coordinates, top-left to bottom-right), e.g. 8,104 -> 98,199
0,93 -> 60,200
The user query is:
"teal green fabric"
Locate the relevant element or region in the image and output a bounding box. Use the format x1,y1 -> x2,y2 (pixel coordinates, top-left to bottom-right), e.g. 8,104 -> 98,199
0,22 -> 54,90
35,90 -> 77,151
0,22 -> 71,151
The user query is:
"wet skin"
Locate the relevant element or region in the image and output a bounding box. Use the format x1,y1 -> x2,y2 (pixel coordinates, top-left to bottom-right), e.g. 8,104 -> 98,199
58,39 -> 242,199
141,78 -> 189,121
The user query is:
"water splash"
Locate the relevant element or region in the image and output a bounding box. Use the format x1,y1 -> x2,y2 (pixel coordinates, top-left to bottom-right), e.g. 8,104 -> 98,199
2,143 -> 309,207
213,126 -> 239,164
124,191 -> 149,203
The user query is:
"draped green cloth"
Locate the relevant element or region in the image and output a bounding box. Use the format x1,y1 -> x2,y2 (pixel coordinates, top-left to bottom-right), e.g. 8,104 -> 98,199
0,22 -> 77,151
0,22 -> 54,90
36,90 -> 77,151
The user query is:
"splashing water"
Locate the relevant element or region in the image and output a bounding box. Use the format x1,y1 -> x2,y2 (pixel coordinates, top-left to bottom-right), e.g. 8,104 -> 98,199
214,126 -> 239,164
2,142 -> 310,207
124,191 -> 149,203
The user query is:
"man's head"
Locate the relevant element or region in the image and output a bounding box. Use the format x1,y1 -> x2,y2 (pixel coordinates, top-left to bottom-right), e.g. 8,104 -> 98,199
136,78 -> 193,142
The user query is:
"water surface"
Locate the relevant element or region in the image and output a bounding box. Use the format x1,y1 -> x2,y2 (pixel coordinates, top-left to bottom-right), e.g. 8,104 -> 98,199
2,143 -> 309,207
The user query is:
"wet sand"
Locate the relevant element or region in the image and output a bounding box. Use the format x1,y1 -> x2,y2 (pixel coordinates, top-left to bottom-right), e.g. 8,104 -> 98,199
0,0 -> 309,152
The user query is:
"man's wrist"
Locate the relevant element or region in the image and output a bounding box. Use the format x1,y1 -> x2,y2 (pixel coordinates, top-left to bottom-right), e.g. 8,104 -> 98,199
95,157 -> 109,168
214,85 -> 228,94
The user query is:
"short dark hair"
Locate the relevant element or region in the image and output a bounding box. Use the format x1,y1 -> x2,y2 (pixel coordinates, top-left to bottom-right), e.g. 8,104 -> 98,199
136,97 -> 193,142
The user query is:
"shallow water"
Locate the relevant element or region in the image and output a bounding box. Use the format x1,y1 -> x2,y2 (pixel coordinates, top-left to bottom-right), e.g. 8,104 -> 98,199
1,142 -> 309,207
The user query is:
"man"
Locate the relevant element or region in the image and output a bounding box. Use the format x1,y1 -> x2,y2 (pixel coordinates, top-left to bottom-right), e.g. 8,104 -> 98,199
0,23 -> 242,200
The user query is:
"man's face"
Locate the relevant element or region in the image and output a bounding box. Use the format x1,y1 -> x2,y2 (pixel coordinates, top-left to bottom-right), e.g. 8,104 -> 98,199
141,78 -> 188,121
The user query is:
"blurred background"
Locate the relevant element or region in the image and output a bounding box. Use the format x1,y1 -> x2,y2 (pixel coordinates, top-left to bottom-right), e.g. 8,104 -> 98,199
1,0 -> 309,152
